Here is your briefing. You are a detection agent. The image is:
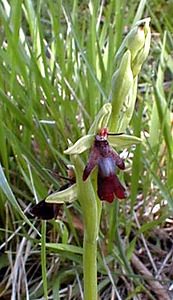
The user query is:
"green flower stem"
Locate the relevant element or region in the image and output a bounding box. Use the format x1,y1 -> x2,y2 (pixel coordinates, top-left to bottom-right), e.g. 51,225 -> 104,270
71,154 -> 101,300
83,238 -> 97,300
41,221 -> 48,300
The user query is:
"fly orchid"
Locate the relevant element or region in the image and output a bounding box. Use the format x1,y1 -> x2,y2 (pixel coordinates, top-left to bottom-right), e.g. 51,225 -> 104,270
83,128 -> 127,203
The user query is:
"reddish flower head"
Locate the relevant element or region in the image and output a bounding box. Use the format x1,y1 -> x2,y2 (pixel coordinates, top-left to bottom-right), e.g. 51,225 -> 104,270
83,128 -> 127,203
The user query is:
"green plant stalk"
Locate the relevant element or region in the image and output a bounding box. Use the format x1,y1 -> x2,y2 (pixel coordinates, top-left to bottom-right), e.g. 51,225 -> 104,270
71,154 -> 100,300
83,237 -> 97,300
41,221 -> 48,300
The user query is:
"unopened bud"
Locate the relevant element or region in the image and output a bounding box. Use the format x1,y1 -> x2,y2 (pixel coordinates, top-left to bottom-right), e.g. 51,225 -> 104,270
130,18 -> 151,76
127,25 -> 145,61
109,50 -> 133,131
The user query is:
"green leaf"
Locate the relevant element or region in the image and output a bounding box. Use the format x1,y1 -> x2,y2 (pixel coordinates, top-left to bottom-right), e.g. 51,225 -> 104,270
45,243 -> 83,255
0,163 -> 40,235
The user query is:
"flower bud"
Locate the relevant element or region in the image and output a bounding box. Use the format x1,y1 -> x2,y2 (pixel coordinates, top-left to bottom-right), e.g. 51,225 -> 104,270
126,25 -> 145,61
130,18 -> 151,76
109,50 -> 133,131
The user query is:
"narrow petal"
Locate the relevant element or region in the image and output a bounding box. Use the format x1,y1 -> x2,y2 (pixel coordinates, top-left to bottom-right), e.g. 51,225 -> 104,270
83,147 -> 100,181
110,149 -> 125,170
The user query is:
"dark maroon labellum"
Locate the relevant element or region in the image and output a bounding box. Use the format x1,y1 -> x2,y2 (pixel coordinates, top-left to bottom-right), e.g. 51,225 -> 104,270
83,128 -> 127,203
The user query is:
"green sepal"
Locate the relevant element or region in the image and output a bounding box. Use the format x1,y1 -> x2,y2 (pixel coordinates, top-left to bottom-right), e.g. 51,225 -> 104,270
64,132 -> 141,155
64,134 -> 94,155
45,183 -> 77,203
108,134 -> 142,148
88,103 -> 112,134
